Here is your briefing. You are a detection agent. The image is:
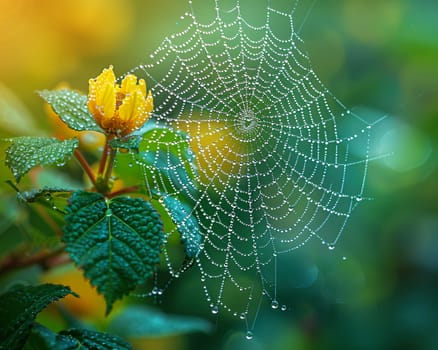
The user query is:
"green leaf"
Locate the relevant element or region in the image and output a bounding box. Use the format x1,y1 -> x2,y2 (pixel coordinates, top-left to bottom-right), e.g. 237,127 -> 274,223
25,323 -> 134,350
162,196 -> 202,257
59,328 -> 133,350
38,89 -> 102,132
24,323 -> 77,350
0,284 -> 78,350
116,126 -> 198,198
138,126 -> 197,178
17,187 -> 74,214
108,306 -> 212,338
4,136 -> 79,182
63,191 -> 165,313
115,126 -> 202,258
109,135 -> 141,150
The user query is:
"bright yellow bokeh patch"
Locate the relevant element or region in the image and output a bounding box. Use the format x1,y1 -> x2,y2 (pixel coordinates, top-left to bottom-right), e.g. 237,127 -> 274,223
41,265 -> 108,319
0,0 -> 132,82
175,119 -> 243,186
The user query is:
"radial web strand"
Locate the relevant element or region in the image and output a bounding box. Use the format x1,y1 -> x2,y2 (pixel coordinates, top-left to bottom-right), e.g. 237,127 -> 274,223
129,0 -> 380,323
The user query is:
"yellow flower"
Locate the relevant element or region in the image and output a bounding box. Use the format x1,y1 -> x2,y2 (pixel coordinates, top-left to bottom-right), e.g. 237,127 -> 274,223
88,66 -> 153,137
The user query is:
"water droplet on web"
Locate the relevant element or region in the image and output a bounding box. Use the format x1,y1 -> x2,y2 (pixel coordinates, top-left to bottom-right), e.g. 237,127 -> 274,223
240,313 -> 246,320
211,305 -> 219,314
245,331 -> 254,340
281,304 -> 287,311
342,256 -> 347,261
271,300 -> 279,309
328,245 -> 335,250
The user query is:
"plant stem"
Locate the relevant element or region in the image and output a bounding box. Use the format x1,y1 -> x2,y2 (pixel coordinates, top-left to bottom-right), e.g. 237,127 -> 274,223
74,149 -> 96,186
0,247 -> 69,275
103,146 -> 117,185
98,138 -> 109,176
107,186 -> 140,199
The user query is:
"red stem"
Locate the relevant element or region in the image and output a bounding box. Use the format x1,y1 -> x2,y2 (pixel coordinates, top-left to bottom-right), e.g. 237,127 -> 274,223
107,186 -> 140,199
74,149 -> 96,186
0,247 -> 69,275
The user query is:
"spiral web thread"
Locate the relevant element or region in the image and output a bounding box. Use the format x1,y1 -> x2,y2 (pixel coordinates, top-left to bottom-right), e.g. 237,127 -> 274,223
130,0 -> 381,325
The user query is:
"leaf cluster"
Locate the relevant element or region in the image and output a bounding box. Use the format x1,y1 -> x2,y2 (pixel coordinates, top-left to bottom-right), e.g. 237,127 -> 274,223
0,87 -> 206,348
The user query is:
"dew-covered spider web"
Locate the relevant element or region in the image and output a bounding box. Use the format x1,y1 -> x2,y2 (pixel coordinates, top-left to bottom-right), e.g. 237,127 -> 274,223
128,0 -> 381,328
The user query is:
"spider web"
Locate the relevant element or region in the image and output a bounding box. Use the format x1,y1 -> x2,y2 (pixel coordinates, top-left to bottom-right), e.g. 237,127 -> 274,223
129,0 -> 380,327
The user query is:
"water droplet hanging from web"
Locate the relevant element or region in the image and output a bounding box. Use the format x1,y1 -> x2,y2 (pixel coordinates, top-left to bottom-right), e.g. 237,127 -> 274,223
129,0 -> 379,326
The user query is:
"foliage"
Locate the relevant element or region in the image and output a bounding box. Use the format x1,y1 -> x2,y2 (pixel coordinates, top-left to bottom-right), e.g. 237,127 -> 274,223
0,77 -> 204,349
0,284 -> 134,350
0,284 -> 77,349
3,137 -> 79,182
38,89 -> 103,133
25,323 -> 134,350
63,191 -> 164,313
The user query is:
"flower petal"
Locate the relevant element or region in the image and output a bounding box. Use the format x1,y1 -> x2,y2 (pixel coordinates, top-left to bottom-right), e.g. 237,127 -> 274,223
120,74 -> 137,94
138,78 -> 147,98
145,91 -> 154,114
88,66 -> 116,124
87,66 -> 153,137
118,90 -> 137,122
101,83 -> 116,123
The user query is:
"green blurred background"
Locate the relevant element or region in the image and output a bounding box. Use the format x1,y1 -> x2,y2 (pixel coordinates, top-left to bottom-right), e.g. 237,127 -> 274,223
0,0 -> 437,349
